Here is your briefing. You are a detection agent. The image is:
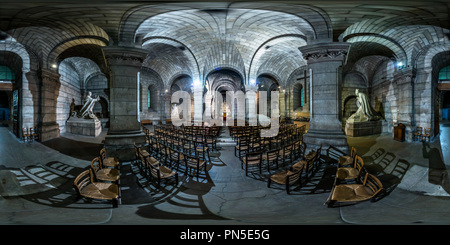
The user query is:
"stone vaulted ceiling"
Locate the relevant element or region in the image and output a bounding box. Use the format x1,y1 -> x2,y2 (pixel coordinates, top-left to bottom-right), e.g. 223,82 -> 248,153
0,0 -> 449,87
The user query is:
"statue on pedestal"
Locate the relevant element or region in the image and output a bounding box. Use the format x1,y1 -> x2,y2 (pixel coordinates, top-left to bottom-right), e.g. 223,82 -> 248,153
347,89 -> 381,123
72,91 -> 100,120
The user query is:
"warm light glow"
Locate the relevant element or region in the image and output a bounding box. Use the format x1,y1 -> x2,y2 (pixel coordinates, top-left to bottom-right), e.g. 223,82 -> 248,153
52,64 -> 57,69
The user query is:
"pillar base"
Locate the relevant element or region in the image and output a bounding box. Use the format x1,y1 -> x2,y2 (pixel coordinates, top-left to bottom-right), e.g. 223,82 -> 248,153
40,122 -> 60,142
303,129 -> 349,155
104,131 -> 146,161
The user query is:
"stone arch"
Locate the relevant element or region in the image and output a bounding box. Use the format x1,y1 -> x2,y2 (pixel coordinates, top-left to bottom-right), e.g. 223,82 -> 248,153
0,39 -> 38,139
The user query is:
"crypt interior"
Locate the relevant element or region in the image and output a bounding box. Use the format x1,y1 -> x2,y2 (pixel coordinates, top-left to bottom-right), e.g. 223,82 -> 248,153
0,0 -> 450,225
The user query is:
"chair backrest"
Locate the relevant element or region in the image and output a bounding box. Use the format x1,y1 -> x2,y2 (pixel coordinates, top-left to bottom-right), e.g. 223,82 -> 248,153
90,157 -> 103,181
100,148 -> 107,159
362,173 -> 384,196
350,147 -> 357,158
354,155 -> 364,171
266,149 -> 279,159
73,170 -> 91,195
246,151 -> 262,162
416,127 -> 422,133
288,164 -> 304,184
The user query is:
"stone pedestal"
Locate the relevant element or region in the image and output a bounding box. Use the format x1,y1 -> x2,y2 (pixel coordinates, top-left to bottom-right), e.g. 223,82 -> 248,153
345,120 -> 382,137
66,117 -> 102,137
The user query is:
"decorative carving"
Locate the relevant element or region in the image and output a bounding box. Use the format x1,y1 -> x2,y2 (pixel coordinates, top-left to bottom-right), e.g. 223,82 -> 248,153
299,43 -> 350,63
103,46 -> 147,67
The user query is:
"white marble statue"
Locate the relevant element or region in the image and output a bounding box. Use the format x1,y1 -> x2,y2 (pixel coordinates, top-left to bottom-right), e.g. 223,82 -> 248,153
79,91 -> 100,120
347,89 -> 380,123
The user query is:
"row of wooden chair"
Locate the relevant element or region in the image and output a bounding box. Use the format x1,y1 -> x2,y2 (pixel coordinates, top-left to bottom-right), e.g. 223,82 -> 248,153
267,144 -> 322,194
144,125 -> 217,161
413,126 -> 431,142
325,146 -> 384,207
22,127 -> 39,142
134,140 -> 208,187
73,147 -> 121,208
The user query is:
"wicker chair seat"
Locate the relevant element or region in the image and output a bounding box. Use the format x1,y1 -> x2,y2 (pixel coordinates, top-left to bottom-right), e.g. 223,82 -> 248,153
96,168 -> 120,182
338,155 -> 354,166
305,151 -> 317,160
292,160 -> 307,171
186,158 -> 206,169
336,167 -> 360,180
330,184 -> 375,203
153,165 -> 177,179
103,157 -> 119,168
270,170 -> 296,185
82,182 -> 119,200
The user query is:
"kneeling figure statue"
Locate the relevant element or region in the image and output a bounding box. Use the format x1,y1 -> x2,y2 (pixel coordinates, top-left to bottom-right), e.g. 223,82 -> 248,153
347,89 -> 381,123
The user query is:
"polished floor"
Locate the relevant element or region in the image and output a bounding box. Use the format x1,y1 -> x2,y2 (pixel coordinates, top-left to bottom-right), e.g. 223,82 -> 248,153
0,122 -> 449,225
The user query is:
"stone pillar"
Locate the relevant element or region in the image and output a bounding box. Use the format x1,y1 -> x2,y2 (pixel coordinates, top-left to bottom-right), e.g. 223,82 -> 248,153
39,68 -> 61,142
299,42 -> 350,153
245,85 -> 257,125
193,86 -> 203,125
394,68 -> 415,141
103,46 -> 147,161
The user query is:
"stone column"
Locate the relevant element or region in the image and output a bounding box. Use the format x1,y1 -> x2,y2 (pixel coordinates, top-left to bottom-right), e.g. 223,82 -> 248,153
39,68 -> 61,142
245,84 -> 257,125
299,42 -> 350,153
193,86 -> 203,125
103,46 -> 147,161
394,68 -> 415,141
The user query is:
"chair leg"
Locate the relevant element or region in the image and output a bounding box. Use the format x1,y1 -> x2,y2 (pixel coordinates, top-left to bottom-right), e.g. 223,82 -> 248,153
267,179 -> 271,188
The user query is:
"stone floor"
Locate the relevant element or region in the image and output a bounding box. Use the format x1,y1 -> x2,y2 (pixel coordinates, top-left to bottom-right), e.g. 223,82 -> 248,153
0,122 -> 449,225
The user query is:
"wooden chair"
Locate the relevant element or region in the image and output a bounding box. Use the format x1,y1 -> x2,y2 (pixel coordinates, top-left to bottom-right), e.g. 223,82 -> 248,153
241,151 -> 263,176
263,148 -> 279,170
99,148 -> 120,169
169,148 -> 185,171
280,144 -> 294,166
73,169 -> 120,208
413,126 -> 422,141
90,157 -> 120,183
185,155 -> 207,180
422,128 -> 431,142
29,127 -> 39,141
235,138 -> 249,157
336,155 -> 364,184
268,162 -> 304,194
339,147 -> 356,167
147,158 -> 178,188
326,173 -> 384,208
195,142 -> 209,162
291,153 -> 315,179
22,127 -> 31,142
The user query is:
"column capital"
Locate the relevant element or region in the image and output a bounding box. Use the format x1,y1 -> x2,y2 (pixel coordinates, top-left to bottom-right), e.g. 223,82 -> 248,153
103,46 -> 148,67
40,68 -> 60,84
394,68 -> 415,85
299,42 -> 351,64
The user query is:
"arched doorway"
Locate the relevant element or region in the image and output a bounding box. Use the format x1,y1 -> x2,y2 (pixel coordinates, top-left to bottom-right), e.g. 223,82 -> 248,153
0,91 -> 10,123
206,69 -> 244,123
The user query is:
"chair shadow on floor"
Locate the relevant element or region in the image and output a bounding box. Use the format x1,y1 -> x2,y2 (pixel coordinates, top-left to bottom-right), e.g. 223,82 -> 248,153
422,142 -> 450,195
